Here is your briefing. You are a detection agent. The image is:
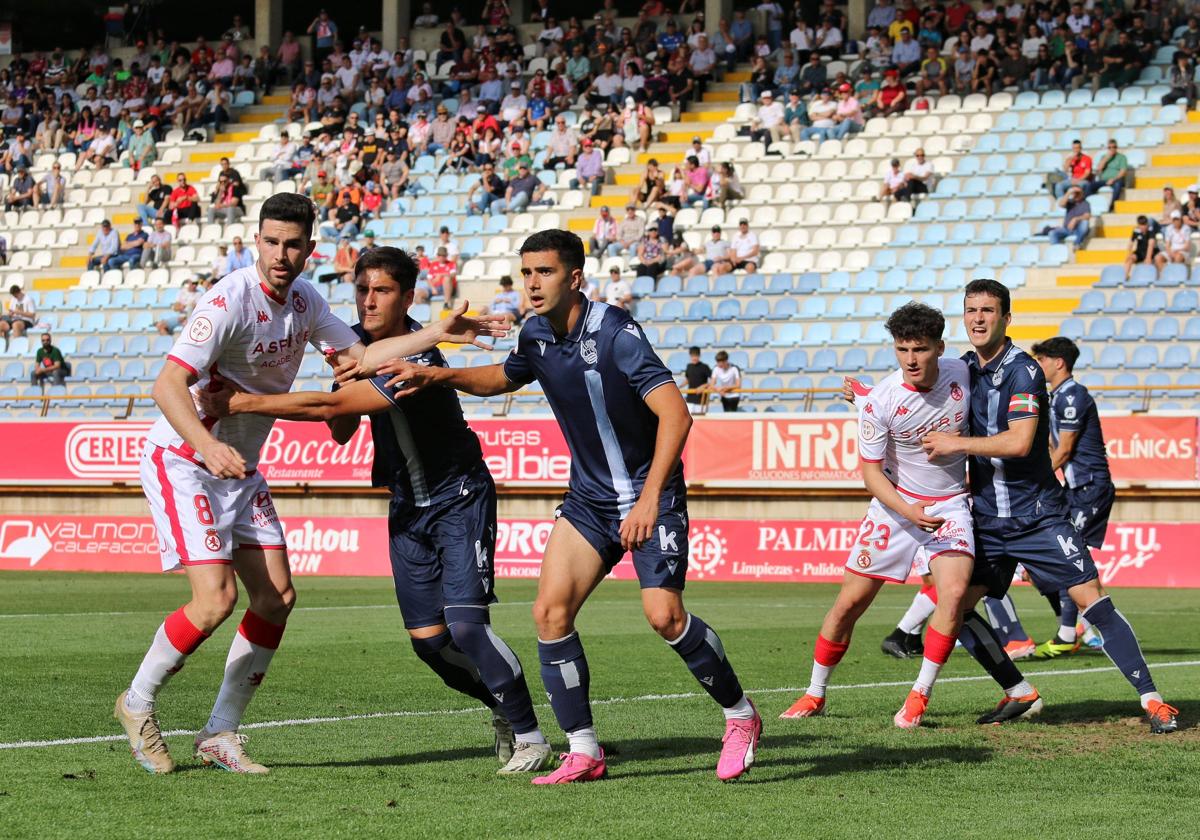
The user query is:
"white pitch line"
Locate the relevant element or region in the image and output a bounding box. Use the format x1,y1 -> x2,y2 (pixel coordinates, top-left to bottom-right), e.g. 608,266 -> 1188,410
4,658 -> 1198,752
0,602 -> 538,620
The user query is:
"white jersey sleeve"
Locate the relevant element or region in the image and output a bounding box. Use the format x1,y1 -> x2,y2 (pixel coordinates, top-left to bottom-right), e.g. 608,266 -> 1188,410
300,283 -> 359,354
166,285 -> 244,378
858,390 -> 889,464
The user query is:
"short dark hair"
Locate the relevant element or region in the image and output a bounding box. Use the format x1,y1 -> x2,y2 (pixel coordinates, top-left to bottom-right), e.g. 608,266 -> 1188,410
964,278 -> 1011,315
688,345 -> 701,355
518,229 -> 585,275
8,284 -> 20,294
1031,336 -> 1080,372
353,246 -> 418,293
715,350 -> 729,362
885,302 -> 945,343
259,193 -> 317,238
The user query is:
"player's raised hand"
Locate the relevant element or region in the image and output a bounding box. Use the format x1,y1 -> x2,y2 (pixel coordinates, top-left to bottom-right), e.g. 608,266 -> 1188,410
379,359 -> 438,396
906,500 -> 945,533
921,430 -> 962,459
842,376 -> 860,404
435,299 -> 511,348
199,440 -> 246,480
619,495 -> 659,552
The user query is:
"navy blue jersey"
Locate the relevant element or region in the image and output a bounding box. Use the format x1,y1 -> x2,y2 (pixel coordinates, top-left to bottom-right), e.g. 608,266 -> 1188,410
962,340 -> 1066,518
1050,376 -> 1111,489
354,321 -> 483,506
503,295 -> 683,517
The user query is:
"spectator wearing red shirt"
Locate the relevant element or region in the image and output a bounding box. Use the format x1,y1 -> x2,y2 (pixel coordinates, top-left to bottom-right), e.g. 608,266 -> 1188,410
167,174 -> 201,223
191,36 -> 215,72
471,108 -> 501,138
1054,139 -> 1093,198
871,69 -> 908,116
415,246 -> 457,305
945,0 -> 972,33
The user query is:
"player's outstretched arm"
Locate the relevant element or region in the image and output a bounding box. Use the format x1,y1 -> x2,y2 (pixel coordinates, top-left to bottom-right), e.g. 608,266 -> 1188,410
355,299 -> 511,377
199,378 -> 391,423
923,416 -> 1037,460
861,460 -> 945,532
619,383 -> 692,551
152,360 -> 246,479
379,359 -> 519,397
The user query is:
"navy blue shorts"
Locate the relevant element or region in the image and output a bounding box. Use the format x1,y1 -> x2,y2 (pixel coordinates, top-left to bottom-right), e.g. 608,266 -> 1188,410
970,505 -> 1100,599
556,489 -> 689,590
387,466 -> 498,629
1066,481 -> 1115,549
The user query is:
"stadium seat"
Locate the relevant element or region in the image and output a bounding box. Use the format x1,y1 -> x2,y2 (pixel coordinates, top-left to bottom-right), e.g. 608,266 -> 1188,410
1086,318 -> 1116,341
1096,346 -> 1127,369
1118,318 -> 1148,341
1149,317 -> 1179,341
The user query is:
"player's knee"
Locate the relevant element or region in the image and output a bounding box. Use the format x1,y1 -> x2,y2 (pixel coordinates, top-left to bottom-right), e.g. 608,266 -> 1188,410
193,583 -> 238,628
531,598 -> 573,639
644,605 -> 687,640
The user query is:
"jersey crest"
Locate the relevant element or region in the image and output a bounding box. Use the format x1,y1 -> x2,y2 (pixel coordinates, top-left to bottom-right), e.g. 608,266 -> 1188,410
581,338 -> 598,365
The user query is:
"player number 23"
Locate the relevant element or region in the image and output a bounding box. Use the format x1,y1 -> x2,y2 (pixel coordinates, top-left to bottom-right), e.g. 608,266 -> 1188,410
857,520 -> 891,550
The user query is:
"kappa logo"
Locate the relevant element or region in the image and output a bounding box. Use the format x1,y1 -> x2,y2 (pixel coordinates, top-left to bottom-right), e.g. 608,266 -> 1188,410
256,310 -> 271,323
894,405 -> 910,417
864,402 -> 875,415
536,339 -> 547,356
950,382 -> 963,401
210,295 -> 228,311
292,291 -> 307,313
581,337 -> 598,365
1057,533 -> 1078,557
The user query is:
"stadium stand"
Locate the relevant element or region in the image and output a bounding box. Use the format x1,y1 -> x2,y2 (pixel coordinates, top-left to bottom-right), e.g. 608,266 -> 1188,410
2,2 -> 1198,419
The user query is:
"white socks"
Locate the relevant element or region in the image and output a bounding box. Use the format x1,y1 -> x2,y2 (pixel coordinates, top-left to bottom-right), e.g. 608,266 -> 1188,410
1005,680 -> 1035,698
722,693 -> 756,720
127,608 -> 209,712
914,658 -> 943,696
566,726 -> 601,759
807,662 -> 835,698
515,728 -> 548,745
1058,624 -> 1078,643
1140,691 -> 1163,710
898,590 -> 937,635
204,629 -> 278,734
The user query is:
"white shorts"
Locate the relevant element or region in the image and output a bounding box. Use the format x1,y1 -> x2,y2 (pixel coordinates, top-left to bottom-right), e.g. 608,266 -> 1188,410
846,493 -> 975,583
140,444 -> 285,572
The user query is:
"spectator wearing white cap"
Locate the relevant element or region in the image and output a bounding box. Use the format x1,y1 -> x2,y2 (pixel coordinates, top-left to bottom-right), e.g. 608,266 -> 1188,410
750,89 -> 787,148
126,120 -> 157,170
1158,211 -> 1194,269
500,82 -> 528,124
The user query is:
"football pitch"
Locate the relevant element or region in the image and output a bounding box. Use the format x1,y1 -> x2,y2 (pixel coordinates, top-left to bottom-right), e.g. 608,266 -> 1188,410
2,572 -> 1198,839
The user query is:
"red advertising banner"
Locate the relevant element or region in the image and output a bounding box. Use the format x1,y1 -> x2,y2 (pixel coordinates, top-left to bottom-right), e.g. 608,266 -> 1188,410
1,514 -> 1196,589
1100,415 -> 1199,483
0,414 -> 1196,488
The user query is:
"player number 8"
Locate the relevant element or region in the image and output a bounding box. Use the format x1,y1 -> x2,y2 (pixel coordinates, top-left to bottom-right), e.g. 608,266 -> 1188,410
194,494 -> 215,526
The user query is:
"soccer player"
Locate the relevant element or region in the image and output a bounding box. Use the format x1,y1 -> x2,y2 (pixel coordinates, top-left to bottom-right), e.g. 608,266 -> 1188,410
919,279 -> 1178,733
114,194 -> 509,775
780,303 -> 976,729
378,230 -> 762,783
197,247 -> 552,775
1028,335 -> 1113,656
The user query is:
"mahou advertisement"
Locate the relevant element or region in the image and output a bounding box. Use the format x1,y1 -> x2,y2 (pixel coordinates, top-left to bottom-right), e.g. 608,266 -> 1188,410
2,414 -> 1196,488
1,514 -> 1196,588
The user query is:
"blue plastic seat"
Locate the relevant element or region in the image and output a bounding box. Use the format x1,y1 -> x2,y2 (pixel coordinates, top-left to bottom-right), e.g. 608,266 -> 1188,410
692,325 -> 717,347
747,324 -> 774,347
740,273 -> 765,294
800,298 -> 827,318
1128,264 -> 1157,287
1108,290 -> 1136,313
1118,317 -> 1148,340
715,299 -> 741,319
778,323 -> 804,346
744,298 -> 770,320
633,299 -> 656,321
1060,317 -> 1085,340
772,298 -> 799,319
831,323 -> 861,345
684,275 -> 709,296
718,324 -> 745,345
1158,263 -> 1189,287
1086,317 -> 1116,340
1135,289 -> 1168,313
1096,346 -> 1127,369
805,323 -> 833,347
662,325 -> 688,348
631,276 -> 655,297
781,349 -> 808,369
1149,317 -> 1179,341
829,298 -> 856,318
1128,346 -> 1158,370
1098,265 -> 1125,287
1168,289 -> 1198,313
1162,344 -> 1191,368
101,336 -> 125,355
810,349 -> 838,371
767,273 -> 794,293
653,275 -> 682,298
713,274 -> 738,295
1077,290 -> 1105,314
749,349 -> 778,373
659,300 -> 684,320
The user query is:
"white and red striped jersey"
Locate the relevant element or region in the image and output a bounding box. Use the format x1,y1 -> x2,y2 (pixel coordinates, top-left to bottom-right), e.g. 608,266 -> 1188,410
856,357 -> 970,500
146,266 -> 359,468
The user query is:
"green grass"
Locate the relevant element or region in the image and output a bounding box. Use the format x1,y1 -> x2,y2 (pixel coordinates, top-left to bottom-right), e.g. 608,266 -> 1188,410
2,572 -> 1198,839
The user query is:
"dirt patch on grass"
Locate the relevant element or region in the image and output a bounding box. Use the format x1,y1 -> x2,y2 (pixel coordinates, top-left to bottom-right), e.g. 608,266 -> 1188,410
984,719 -> 1198,757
